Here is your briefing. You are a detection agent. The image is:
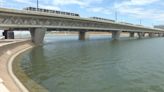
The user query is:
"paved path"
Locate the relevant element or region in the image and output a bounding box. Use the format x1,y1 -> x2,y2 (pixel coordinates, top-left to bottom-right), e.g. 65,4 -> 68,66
0,78 -> 10,92
0,39 -> 33,92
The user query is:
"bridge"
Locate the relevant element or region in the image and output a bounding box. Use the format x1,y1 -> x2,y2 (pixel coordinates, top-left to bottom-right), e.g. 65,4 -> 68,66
0,8 -> 164,45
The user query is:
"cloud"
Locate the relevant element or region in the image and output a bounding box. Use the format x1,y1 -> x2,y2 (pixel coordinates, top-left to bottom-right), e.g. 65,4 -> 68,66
130,0 -> 159,5
52,0 -> 103,7
10,0 -> 164,25
14,0 -> 31,4
13,0 -> 61,10
113,0 -> 164,23
53,0 -> 84,6
39,5 -> 60,10
115,0 -> 159,8
13,0 -> 104,12
0,0 -> 5,6
88,7 -> 112,15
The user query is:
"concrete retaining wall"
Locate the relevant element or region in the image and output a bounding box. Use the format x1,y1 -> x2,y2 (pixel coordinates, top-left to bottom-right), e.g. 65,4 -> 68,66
0,40 -> 34,92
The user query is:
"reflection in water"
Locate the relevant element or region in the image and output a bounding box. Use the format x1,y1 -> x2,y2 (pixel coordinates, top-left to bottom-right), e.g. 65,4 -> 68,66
28,47 -> 49,84
14,35 -> 164,92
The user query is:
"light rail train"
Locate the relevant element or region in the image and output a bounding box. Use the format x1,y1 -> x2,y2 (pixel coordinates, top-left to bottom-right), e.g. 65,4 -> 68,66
23,7 -> 80,17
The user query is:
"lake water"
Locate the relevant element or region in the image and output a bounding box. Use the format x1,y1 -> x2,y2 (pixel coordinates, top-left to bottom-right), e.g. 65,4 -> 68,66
13,34 -> 164,92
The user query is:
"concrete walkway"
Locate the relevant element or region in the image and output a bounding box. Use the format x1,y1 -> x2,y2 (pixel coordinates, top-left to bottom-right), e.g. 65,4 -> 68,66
0,39 -> 33,92
0,78 -> 10,92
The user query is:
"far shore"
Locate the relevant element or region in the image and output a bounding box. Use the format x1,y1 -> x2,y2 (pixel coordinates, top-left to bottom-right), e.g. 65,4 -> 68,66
47,31 -> 131,36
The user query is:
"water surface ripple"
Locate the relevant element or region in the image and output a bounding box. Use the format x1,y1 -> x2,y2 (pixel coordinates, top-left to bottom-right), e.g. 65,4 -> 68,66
14,35 -> 164,92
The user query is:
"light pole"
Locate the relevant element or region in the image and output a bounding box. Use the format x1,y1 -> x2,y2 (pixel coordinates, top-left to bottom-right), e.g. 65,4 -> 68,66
140,19 -> 142,25
115,11 -> 117,22
37,0 -> 39,11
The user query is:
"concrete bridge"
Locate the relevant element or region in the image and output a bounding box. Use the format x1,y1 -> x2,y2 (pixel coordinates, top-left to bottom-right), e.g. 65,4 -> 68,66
0,8 -> 164,45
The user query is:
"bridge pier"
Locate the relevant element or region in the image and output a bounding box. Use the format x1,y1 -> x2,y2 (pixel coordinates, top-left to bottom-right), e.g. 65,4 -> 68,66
138,32 -> 145,38
79,31 -> 88,40
129,32 -> 135,37
112,31 -> 121,40
2,30 -> 14,39
149,33 -> 155,37
30,28 -> 46,45
158,33 -> 163,37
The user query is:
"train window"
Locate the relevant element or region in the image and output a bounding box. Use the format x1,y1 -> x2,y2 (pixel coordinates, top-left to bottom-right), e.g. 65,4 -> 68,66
61,12 -> 64,14
32,8 -> 35,11
71,13 -> 74,16
50,10 -> 53,13
64,12 -> 67,15
56,11 -> 60,14
23,7 -> 80,17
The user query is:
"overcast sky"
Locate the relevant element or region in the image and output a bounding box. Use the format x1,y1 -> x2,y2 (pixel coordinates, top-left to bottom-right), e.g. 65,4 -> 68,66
1,0 -> 164,27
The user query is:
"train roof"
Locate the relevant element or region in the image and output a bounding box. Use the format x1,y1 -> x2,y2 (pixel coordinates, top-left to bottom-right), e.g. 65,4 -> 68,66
23,7 -> 80,16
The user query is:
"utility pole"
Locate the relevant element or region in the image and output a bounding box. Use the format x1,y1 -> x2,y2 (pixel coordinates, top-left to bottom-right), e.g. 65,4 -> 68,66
152,23 -> 154,28
37,0 -> 39,11
115,10 -> 118,22
140,19 -> 142,25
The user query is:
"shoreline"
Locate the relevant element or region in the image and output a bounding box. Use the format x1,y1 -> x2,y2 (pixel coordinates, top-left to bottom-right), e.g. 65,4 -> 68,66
8,45 -> 33,92
0,40 -> 34,92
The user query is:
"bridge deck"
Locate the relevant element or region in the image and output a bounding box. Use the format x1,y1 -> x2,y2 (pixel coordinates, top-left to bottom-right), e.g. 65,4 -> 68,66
0,8 -> 163,33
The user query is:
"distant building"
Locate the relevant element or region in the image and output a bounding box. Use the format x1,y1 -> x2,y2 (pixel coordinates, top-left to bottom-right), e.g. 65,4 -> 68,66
154,25 -> 164,29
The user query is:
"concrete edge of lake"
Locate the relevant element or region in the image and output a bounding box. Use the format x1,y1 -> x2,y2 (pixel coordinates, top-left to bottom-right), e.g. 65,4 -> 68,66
0,40 -> 34,92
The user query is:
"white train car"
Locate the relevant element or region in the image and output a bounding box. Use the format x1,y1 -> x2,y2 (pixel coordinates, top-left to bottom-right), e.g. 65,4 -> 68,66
90,17 -> 115,22
23,7 -> 80,17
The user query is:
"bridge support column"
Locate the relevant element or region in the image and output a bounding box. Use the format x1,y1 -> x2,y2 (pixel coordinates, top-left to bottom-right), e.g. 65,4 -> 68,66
112,31 -> 121,40
158,33 -> 163,37
30,28 -> 46,45
79,31 -> 88,40
129,32 -> 135,37
149,33 -> 155,37
138,32 -> 145,38
2,30 -> 14,39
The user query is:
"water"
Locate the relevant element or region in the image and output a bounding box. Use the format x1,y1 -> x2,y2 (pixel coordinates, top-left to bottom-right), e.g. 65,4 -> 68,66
14,34 -> 164,92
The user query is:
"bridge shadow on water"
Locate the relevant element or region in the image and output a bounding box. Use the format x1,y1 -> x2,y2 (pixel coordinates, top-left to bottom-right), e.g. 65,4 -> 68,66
43,34 -> 161,46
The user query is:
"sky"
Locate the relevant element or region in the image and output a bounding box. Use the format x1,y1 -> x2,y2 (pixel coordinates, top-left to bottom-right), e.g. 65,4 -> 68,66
1,0 -> 164,27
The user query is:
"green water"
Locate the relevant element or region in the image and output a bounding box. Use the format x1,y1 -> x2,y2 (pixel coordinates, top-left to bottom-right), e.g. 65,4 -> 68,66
14,35 -> 164,92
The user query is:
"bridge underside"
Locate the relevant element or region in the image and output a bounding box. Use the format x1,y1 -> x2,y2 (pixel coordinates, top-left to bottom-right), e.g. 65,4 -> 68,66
0,8 -> 163,45
1,28 -> 164,45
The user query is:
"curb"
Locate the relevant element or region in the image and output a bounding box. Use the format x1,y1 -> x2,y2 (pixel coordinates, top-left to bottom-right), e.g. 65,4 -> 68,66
7,45 -> 33,92
0,78 -> 10,92
0,78 -> 3,83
